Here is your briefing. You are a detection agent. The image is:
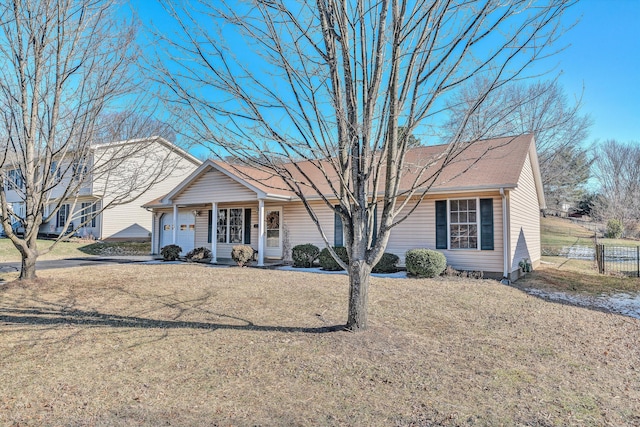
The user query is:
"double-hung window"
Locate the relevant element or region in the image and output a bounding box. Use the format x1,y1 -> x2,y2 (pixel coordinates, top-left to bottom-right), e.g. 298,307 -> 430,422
436,198 -> 494,250
81,202 -> 96,227
50,161 -> 58,178
215,208 -> 251,244
7,169 -> 24,190
56,204 -> 70,228
449,199 -> 478,249
72,161 -> 88,181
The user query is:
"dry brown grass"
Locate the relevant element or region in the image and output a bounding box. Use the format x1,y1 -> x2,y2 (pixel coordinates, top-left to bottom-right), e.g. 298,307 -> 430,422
522,257 -> 640,295
1,264 -> 639,426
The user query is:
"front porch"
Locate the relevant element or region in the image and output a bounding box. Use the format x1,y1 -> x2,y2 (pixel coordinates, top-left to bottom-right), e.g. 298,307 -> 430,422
152,199 -> 285,267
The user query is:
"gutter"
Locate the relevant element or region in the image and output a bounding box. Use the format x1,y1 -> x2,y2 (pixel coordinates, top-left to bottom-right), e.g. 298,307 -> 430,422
501,188 -> 511,284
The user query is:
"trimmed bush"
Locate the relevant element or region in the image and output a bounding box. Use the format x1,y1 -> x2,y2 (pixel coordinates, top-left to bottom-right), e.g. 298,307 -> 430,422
443,265 -> 484,279
185,246 -> 213,263
606,219 -> 623,239
405,249 -> 447,278
372,252 -> 400,274
160,244 -> 182,261
318,247 -> 349,271
292,243 -> 320,268
231,245 -> 254,267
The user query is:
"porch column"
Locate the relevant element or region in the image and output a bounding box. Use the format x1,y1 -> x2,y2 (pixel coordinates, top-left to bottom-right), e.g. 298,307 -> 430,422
258,199 -> 265,266
151,212 -> 158,254
172,204 -> 178,244
211,202 -> 218,263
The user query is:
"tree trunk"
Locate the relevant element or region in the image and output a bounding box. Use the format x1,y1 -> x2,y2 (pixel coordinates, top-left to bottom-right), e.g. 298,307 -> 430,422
19,250 -> 38,280
346,259 -> 372,331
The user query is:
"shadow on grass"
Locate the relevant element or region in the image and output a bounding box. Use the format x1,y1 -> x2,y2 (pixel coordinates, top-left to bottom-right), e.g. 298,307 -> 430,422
0,306 -> 345,334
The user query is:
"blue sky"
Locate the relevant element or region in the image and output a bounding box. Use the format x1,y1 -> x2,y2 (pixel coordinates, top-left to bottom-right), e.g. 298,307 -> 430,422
131,0 -> 639,146
548,0 -> 640,144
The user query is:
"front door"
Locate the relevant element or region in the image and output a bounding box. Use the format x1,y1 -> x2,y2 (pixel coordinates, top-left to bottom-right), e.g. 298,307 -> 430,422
264,208 -> 282,258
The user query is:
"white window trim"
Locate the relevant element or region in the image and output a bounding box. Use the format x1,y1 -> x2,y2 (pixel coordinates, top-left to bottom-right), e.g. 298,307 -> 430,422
447,197 -> 481,251
217,207 -> 244,244
81,202 -> 97,228
57,204 -> 70,228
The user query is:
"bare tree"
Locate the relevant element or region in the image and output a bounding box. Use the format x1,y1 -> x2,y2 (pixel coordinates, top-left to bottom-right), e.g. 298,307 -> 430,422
444,78 -> 593,210
0,0 -> 183,279
592,140 -> 640,235
92,111 -> 177,144
151,0 -> 575,331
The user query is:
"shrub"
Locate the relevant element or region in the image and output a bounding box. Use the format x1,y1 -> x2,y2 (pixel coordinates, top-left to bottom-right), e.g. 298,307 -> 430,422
318,247 -> 349,271
405,248 -> 447,278
185,246 -> 213,263
443,265 -> 484,279
160,244 -> 182,261
372,252 -> 399,274
606,219 -> 624,239
231,245 -> 254,267
291,243 -> 320,268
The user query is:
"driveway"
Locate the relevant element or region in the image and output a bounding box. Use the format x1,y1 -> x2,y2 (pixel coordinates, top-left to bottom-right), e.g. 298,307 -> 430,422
0,256 -> 156,273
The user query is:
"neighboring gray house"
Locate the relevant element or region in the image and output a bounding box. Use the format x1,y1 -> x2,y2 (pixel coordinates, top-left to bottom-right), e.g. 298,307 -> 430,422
2,137 -> 201,241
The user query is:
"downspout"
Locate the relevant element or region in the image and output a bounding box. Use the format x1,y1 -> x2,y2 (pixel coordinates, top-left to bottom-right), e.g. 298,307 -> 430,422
501,188 -> 510,284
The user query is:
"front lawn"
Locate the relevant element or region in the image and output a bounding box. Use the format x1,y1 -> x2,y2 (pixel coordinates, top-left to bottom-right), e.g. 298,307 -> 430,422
0,238 -> 150,262
1,264 -> 638,426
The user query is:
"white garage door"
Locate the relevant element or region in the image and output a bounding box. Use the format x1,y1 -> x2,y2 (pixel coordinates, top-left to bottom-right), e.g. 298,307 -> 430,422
159,212 -> 195,255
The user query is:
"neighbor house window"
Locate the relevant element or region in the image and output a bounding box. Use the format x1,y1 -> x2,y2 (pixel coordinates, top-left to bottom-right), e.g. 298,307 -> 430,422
56,204 -> 70,228
7,169 -> 24,190
50,161 -> 58,178
81,202 -> 96,227
72,161 -> 88,181
436,198 -> 494,250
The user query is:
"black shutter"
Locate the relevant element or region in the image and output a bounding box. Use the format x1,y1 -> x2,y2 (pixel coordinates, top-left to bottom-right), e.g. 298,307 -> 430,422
244,209 -> 251,244
435,200 -> 447,249
480,198 -> 494,250
334,206 -> 343,247
207,210 -> 212,243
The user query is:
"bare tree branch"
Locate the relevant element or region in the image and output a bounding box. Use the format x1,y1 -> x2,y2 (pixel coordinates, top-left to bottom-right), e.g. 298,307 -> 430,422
150,0 -> 576,330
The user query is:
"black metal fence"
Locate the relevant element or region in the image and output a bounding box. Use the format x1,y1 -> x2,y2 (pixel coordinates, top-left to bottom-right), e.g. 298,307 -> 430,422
595,244 -> 640,277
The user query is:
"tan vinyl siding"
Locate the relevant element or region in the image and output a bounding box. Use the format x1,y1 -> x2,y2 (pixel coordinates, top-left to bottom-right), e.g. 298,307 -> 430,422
281,200 -> 335,261
174,169 -> 257,205
194,213 -> 210,249
275,195 -> 504,273
509,153 -> 541,273
387,193 -> 504,273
